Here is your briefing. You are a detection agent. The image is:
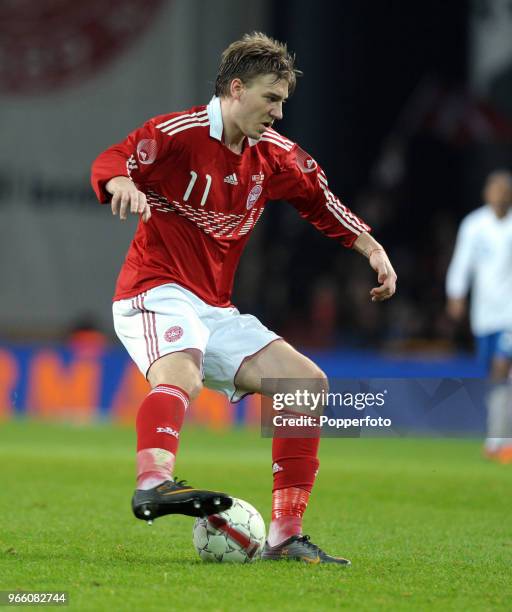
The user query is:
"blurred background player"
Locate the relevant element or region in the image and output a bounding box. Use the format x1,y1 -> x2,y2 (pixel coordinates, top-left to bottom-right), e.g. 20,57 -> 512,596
446,170 -> 512,463
91,32 -> 396,564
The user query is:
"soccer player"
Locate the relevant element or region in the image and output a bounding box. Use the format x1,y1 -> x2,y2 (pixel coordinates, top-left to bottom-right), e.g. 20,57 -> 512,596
446,170 -> 512,463
91,32 -> 397,564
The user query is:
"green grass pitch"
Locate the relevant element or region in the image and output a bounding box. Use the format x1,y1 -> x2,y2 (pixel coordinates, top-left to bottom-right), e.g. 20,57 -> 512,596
1,420 -> 511,611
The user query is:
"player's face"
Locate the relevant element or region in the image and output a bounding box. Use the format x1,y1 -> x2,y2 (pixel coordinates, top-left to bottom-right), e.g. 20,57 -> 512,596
484,175 -> 512,218
235,74 -> 289,139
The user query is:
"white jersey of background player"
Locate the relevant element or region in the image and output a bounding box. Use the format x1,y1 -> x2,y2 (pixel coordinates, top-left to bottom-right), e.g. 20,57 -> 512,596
446,170 -> 512,462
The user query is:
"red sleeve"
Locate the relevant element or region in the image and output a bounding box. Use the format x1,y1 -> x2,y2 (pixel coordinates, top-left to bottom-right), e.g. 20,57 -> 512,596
90,114 -> 175,203
265,145 -> 371,247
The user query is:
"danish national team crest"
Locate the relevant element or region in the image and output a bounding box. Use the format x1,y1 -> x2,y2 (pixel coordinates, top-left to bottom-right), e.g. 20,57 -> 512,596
246,184 -> 263,209
164,326 -> 183,343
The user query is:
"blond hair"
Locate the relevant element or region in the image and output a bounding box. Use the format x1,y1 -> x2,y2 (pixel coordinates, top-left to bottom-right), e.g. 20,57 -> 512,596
215,32 -> 301,97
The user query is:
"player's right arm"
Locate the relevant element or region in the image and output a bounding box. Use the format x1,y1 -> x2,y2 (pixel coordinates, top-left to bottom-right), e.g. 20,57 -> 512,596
445,216 -> 475,321
91,115 -> 175,223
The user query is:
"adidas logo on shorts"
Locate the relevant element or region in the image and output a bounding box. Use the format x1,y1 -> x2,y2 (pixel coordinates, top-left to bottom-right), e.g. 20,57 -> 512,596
272,462 -> 284,474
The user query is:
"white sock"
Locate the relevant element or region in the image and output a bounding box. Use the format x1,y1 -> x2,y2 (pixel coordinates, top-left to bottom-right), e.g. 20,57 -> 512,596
486,383 -> 512,450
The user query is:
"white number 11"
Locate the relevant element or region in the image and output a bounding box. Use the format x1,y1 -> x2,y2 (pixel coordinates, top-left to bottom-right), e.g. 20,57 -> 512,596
183,170 -> 212,207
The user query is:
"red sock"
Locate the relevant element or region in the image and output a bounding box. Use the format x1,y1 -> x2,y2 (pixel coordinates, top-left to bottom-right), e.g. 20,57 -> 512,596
268,437 -> 320,546
268,486 -> 310,546
135,384 -> 189,489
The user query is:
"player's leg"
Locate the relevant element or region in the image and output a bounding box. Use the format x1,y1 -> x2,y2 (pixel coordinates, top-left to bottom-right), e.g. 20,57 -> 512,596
136,350 -> 200,491
113,285 -> 232,522
234,339 -> 350,565
203,309 -> 349,563
486,331 -> 512,463
477,333 -> 500,458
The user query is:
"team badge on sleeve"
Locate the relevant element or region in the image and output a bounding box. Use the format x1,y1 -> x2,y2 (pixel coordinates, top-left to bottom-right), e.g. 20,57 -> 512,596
137,139 -> 158,164
295,146 -> 318,173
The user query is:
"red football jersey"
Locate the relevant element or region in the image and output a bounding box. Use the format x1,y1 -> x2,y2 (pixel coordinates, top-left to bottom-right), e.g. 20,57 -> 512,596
91,97 -> 371,306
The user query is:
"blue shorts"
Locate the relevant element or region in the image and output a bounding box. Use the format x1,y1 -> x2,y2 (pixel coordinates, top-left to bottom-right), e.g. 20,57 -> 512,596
476,331 -> 512,372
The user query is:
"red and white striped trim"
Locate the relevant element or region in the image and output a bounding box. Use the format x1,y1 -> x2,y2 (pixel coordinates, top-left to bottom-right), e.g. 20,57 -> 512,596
132,292 -> 160,365
156,111 -> 210,137
317,173 -> 370,235
160,115 -> 209,133
156,109 -> 208,131
266,127 -> 294,147
149,385 -> 190,409
163,120 -> 210,138
259,133 -> 293,151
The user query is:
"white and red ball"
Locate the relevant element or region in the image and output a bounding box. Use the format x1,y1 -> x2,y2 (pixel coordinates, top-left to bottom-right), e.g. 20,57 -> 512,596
192,498 -> 266,563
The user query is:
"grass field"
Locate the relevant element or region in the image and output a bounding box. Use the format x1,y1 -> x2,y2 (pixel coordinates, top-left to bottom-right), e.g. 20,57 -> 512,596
1,421 -> 511,611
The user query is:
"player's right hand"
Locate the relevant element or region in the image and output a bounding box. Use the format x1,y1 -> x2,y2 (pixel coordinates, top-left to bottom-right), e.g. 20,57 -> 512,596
106,176 -> 151,223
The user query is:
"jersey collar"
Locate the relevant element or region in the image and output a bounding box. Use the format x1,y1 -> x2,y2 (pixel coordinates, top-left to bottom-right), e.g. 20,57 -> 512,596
207,96 -> 258,147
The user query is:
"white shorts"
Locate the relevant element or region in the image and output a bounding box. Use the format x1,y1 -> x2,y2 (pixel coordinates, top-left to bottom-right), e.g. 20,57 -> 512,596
112,283 -> 280,401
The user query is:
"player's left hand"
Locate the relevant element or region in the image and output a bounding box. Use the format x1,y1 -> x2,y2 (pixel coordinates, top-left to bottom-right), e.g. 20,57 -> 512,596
368,249 -> 397,302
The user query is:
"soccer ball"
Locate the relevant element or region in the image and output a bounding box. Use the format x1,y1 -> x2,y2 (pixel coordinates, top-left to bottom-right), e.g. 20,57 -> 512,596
192,498 -> 266,563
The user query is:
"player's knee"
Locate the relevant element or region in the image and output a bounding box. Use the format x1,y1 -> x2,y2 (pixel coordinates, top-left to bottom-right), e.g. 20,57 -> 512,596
151,367 -> 203,399
165,361 -> 203,398
305,364 -> 329,394
148,353 -> 203,399
186,375 -> 203,400
316,372 -> 330,396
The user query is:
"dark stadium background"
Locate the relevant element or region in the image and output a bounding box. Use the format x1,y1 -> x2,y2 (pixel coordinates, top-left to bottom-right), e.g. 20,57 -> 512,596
261,0 -> 472,350
2,0 -> 511,421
